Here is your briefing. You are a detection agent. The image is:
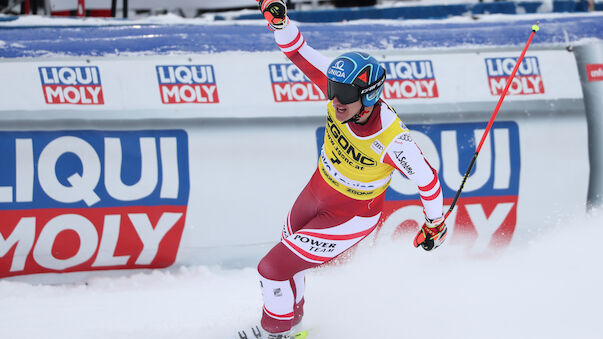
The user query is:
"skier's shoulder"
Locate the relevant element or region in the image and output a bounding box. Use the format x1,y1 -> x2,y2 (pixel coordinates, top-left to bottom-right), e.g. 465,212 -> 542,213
373,100 -> 415,153
377,100 -> 406,133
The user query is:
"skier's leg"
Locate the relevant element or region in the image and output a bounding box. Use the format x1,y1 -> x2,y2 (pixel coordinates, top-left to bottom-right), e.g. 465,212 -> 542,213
291,271 -> 305,327
258,212 -> 381,333
258,243 -> 314,333
260,170 -> 319,333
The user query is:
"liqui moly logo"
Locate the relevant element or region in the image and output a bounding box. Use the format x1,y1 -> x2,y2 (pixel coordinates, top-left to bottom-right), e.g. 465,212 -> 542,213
586,64 -> 603,82
316,121 -> 520,253
0,130 -> 190,278
39,66 -> 104,105
269,63 -> 326,102
156,65 -> 219,104
486,57 -> 544,95
381,60 -> 439,99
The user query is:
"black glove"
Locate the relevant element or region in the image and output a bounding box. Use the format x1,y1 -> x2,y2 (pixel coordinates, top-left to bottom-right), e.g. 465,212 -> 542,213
257,0 -> 289,30
413,216 -> 447,251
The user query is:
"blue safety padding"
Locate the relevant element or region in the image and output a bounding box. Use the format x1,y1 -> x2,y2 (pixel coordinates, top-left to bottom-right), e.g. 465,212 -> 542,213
234,1 -> 598,22
0,16 -> 18,22
0,13 -> 601,58
516,2 -> 544,13
472,2 -> 517,15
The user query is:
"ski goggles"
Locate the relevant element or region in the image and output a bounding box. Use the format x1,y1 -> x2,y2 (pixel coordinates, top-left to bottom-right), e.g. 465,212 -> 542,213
327,73 -> 386,105
327,80 -> 362,105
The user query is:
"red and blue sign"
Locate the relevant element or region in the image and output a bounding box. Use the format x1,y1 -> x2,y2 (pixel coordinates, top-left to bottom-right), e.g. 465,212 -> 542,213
380,60 -> 439,99
156,65 -> 219,104
316,121 -> 520,251
39,66 -> 104,105
485,56 -> 544,95
269,63 -> 326,102
0,130 -> 189,278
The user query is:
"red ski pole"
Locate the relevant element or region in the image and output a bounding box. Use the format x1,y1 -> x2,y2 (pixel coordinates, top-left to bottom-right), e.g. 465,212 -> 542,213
442,23 -> 540,224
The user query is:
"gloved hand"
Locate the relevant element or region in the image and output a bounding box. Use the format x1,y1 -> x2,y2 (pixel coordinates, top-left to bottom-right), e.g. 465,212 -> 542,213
413,215 -> 447,251
257,0 -> 289,30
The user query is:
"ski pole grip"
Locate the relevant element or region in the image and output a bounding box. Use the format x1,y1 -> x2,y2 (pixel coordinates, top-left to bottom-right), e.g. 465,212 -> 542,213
532,22 -> 540,32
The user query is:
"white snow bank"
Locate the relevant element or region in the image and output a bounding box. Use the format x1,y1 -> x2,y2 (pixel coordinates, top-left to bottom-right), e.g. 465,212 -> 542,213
0,207 -> 600,339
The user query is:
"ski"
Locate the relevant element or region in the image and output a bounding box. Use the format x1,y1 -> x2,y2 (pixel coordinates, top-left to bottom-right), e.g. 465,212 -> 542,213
233,326 -> 310,339
292,330 -> 308,338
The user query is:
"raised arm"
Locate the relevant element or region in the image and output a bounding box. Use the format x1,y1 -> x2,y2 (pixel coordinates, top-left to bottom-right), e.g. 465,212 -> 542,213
273,23 -> 332,94
258,0 -> 332,95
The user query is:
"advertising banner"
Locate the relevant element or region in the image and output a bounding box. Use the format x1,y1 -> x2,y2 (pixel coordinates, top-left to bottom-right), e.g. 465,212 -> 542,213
382,60 -> 440,100
156,65 -> 219,104
0,130 -> 189,278
0,49 -> 582,120
268,63 -> 326,102
585,64 -> 603,82
39,66 -> 105,105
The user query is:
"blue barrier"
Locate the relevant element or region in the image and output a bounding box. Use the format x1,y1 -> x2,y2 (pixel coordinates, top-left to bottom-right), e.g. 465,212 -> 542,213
0,13 -> 601,58
516,2 -> 543,13
235,1 -> 601,21
471,2 -> 516,15
0,16 -> 18,22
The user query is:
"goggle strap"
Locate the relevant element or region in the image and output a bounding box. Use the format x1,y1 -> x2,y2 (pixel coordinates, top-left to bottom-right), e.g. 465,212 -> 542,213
359,72 -> 386,95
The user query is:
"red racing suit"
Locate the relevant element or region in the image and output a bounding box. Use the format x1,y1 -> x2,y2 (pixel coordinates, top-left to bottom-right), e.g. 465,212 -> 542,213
257,22 -> 444,334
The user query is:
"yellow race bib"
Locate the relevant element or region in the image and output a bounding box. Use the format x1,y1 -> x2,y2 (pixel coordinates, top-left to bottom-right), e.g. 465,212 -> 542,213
319,101 -> 409,200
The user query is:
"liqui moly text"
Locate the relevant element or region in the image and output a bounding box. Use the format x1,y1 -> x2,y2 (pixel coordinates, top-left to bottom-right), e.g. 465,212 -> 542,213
0,130 -> 190,278
39,66 -> 104,105
156,65 -> 219,104
269,63 -> 326,102
381,60 -> 439,99
486,57 -> 544,95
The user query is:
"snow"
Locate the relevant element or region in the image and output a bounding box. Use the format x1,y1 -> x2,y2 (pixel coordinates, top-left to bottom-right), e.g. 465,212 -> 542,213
0,7 -> 601,338
0,207 -> 601,339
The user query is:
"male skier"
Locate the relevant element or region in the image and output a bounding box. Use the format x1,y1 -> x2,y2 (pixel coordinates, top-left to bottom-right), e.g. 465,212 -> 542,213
236,1 -> 447,338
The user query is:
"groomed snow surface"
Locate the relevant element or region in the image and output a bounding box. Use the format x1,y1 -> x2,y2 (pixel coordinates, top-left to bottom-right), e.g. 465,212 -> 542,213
0,208 -> 601,339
